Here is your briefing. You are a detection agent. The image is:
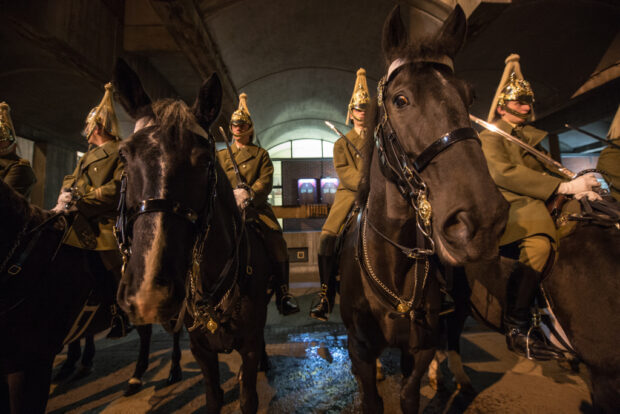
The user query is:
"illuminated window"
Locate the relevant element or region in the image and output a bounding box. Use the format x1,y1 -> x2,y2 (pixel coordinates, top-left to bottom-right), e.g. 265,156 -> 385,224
322,141 -> 334,158
268,142 -> 291,159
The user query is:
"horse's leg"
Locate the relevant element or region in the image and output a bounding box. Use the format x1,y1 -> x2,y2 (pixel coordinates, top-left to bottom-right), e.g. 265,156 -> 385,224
190,338 -> 222,414
53,340 -> 80,382
70,335 -> 95,380
400,348 -> 435,414
167,329 -> 183,384
8,357 -> 54,413
348,335 -> 382,413
445,270 -> 474,394
258,334 -> 270,372
239,344 -> 260,414
124,324 -> 152,396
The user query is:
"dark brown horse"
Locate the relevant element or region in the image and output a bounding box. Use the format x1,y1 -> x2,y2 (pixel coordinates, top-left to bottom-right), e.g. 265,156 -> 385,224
434,216 -> 620,413
0,180 -> 113,413
338,6 -> 509,413
113,60 -> 271,414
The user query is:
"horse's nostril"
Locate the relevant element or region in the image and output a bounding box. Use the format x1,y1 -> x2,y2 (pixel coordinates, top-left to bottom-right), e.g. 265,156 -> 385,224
443,211 -> 474,243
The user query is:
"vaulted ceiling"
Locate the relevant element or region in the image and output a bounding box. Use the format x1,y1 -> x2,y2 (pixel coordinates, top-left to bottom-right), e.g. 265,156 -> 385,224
2,0 -> 619,153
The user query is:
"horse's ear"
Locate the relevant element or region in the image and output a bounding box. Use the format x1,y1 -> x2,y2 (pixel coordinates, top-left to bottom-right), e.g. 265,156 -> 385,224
193,73 -> 222,130
382,5 -> 408,63
435,5 -> 467,59
112,58 -> 152,119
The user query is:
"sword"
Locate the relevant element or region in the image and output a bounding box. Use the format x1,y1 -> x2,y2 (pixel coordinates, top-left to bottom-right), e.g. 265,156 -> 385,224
469,114 -> 576,179
324,121 -> 363,158
218,126 -> 247,186
564,124 -> 620,151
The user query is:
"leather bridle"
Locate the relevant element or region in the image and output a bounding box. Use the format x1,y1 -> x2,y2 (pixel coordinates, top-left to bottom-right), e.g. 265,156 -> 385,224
372,59 -> 481,256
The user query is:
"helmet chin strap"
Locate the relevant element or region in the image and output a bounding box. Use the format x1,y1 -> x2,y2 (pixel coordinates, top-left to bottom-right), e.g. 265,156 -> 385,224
230,125 -> 254,139
503,105 -> 531,120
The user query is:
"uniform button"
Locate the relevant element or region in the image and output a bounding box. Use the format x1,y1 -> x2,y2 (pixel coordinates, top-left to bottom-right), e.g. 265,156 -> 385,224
94,167 -> 98,172
243,164 -> 247,168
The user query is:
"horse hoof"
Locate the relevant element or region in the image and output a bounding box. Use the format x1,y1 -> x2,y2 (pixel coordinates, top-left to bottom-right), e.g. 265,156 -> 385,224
167,366 -> 183,385
457,382 -> 476,396
124,379 -> 143,397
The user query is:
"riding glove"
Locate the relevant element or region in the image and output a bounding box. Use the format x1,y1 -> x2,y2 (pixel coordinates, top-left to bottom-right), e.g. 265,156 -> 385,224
574,191 -> 603,201
51,188 -> 75,212
233,188 -> 251,210
557,173 -> 600,195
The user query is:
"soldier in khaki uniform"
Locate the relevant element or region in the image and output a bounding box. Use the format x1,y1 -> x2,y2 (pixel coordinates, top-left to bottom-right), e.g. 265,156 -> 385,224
310,69 -> 368,321
0,102 -> 36,197
481,55 -> 600,360
53,83 -> 130,338
597,105 -> 620,203
217,93 -> 299,315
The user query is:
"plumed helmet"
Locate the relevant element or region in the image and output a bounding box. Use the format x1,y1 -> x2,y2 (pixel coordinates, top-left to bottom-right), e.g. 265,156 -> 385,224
0,102 -> 17,156
230,93 -> 254,139
607,105 -> 620,142
347,68 -> 370,125
488,54 -> 535,123
83,82 -> 120,140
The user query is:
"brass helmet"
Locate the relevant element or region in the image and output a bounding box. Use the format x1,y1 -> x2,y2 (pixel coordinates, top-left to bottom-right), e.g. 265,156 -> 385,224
347,68 -> 370,125
83,82 -> 120,140
0,102 -> 17,156
230,93 -> 254,139
488,54 -> 535,123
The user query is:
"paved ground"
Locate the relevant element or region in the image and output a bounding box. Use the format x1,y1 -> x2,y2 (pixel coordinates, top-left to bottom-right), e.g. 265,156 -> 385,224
47,283 -> 593,413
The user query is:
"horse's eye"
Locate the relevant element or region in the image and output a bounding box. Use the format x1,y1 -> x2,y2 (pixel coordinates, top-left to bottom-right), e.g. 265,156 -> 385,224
393,95 -> 409,108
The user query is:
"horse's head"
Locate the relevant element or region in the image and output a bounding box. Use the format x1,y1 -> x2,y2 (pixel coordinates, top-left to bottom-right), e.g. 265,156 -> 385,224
113,59 -> 223,324
374,6 -> 508,265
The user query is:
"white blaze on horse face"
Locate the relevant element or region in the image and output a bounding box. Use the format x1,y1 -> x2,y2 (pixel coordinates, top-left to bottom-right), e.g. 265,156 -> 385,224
134,116 -> 154,133
134,131 -> 170,323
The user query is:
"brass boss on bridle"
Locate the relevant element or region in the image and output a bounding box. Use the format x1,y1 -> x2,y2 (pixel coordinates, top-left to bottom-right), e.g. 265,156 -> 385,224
373,57 -> 481,256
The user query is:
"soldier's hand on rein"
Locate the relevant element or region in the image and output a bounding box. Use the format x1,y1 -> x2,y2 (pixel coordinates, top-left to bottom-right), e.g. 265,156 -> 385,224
51,188 -> 77,213
557,173 -> 600,195
574,191 -> 603,202
233,188 -> 251,210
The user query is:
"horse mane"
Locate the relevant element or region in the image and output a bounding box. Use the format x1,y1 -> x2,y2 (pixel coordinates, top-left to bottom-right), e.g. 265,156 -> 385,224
151,99 -> 199,152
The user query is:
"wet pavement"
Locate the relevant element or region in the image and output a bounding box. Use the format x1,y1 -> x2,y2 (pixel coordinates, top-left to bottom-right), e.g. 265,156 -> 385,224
47,291 -> 593,413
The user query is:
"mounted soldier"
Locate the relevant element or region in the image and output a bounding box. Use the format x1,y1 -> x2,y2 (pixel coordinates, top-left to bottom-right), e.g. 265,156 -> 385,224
480,54 -> 601,360
597,105 -> 620,203
52,83 -> 130,338
216,93 -> 299,315
310,68 -> 368,321
0,102 -> 36,198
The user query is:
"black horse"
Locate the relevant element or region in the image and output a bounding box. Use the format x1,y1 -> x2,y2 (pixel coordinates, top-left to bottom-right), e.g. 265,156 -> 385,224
113,60 -> 272,414
0,180 -> 113,413
338,6 -> 509,413
433,218 -> 620,412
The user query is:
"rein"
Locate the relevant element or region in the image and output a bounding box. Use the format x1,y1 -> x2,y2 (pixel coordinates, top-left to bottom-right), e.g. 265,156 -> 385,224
358,58 -> 481,317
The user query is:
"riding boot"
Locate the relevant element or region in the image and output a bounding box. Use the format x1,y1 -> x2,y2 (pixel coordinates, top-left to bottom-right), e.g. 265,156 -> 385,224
310,254 -> 336,321
504,265 -> 563,360
107,303 -> 134,339
273,261 -> 300,316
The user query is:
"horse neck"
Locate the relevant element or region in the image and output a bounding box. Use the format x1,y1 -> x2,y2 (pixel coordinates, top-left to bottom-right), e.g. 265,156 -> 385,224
200,167 -> 243,284
0,180 -> 37,246
365,148 -> 421,289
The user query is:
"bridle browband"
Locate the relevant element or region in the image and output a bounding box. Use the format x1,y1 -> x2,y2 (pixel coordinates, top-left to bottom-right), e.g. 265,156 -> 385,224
357,57 -> 480,318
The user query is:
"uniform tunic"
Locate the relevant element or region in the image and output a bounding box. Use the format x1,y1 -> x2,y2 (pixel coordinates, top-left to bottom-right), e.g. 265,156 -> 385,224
0,152 -> 36,197
61,139 -> 123,252
479,120 -> 562,246
322,129 -> 364,236
597,139 -> 620,202
216,142 -> 281,232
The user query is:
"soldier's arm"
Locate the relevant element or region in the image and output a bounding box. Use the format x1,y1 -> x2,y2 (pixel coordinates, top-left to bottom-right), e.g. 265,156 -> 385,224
597,146 -> 620,189
75,161 -> 123,218
251,150 -> 274,205
4,161 -> 36,196
480,131 -> 562,201
334,140 -> 361,191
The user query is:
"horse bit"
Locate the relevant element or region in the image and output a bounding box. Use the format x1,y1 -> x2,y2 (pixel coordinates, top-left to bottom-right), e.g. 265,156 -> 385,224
359,57 -> 481,317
